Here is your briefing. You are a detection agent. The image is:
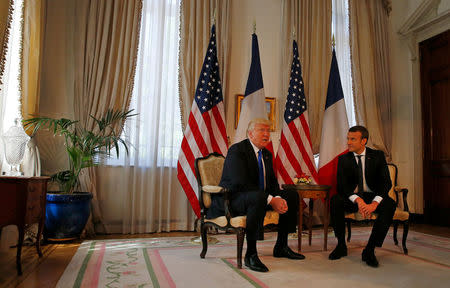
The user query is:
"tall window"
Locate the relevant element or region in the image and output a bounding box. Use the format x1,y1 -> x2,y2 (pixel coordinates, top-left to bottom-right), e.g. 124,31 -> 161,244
332,0 -> 355,127
107,0 -> 182,168
0,0 -> 23,132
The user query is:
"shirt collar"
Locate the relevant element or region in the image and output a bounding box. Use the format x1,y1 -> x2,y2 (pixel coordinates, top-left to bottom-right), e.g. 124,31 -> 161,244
353,147 -> 366,157
249,138 -> 261,155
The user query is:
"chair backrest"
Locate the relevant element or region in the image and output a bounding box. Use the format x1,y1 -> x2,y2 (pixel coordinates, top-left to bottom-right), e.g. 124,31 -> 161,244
387,163 -> 398,203
195,153 -> 225,209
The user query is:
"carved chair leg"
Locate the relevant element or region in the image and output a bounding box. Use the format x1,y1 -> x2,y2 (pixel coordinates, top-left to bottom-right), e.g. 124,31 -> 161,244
346,221 -> 352,242
237,228 -> 245,269
200,224 -> 208,259
393,222 -> 399,245
402,221 -> 409,255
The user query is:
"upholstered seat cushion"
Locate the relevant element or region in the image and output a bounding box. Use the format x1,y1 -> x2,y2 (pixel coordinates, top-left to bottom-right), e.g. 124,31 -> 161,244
229,210 -> 279,228
204,216 -> 228,227
345,208 -> 409,221
345,212 -> 378,221
393,209 -> 409,221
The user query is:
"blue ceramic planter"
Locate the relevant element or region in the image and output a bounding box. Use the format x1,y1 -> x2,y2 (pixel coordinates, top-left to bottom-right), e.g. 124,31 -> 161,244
44,192 -> 93,241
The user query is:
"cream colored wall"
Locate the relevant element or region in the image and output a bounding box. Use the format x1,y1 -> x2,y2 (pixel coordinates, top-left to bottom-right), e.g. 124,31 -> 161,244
389,1 -> 418,213
225,0 -> 282,148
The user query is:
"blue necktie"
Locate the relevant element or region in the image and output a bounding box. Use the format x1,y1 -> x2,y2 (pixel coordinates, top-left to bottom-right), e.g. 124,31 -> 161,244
258,150 -> 264,191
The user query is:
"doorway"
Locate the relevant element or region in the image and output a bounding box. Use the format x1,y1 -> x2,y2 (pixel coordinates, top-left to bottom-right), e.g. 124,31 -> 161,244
420,29 -> 450,226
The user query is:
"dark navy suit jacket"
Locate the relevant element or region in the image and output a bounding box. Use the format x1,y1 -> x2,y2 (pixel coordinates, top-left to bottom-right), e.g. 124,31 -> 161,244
336,147 -> 392,200
207,139 -> 279,218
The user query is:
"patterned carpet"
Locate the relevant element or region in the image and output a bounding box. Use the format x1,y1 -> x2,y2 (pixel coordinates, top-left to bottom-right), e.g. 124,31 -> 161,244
57,227 -> 450,288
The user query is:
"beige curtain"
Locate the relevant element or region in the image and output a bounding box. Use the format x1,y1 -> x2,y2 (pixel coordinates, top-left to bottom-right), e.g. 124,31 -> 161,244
0,0 -> 13,253
280,0 -> 332,153
350,0 -> 392,158
73,0 -> 142,234
21,0 -> 46,176
21,0 -> 45,122
179,0 -> 231,130
0,0 -> 12,84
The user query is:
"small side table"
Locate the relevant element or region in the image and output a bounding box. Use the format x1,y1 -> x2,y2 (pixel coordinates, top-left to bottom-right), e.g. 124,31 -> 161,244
0,176 -> 49,275
283,184 -> 331,252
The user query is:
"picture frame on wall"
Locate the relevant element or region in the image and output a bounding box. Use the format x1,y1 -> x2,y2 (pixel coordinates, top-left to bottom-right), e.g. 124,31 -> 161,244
235,94 -> 276,131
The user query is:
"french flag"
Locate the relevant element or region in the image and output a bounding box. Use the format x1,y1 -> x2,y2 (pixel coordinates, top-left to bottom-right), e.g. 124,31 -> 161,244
318,48 -> 349,197
234,32 -> 274,155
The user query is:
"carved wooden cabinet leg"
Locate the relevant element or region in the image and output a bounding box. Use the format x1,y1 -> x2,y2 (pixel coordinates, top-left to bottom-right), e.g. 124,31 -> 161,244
16,226 -> 25,275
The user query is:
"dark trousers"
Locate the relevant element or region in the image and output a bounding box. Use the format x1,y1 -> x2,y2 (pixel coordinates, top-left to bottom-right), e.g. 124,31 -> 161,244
330,192 -> 396,247
231,189 -> 299,241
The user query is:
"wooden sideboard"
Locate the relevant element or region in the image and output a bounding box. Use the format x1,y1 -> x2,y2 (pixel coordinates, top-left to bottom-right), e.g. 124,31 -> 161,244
0,176 -> 49,275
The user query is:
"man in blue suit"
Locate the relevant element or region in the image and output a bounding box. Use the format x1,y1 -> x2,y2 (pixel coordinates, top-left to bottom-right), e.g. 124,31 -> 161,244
328,125 -> 395,267
208,118 -> 304,272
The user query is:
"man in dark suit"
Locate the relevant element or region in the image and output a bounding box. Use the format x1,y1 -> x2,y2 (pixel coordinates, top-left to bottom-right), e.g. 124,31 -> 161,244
328,125 -> 396,267
208,118 -> 304,272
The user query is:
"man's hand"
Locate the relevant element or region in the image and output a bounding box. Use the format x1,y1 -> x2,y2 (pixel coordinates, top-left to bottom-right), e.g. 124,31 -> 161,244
355,198 -> 378,218
270,197 -> 288,214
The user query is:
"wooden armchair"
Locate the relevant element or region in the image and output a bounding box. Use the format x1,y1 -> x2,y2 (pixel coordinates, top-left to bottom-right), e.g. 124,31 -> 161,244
195,153 -> 279,268
345,163 -> 410,254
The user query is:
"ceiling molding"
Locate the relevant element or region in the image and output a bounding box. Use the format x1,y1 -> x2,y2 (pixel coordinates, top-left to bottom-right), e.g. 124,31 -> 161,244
398,0 -> 449,37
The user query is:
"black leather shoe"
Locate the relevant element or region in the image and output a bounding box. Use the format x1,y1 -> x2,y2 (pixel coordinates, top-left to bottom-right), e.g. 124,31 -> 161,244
273,246 -> 306,260
328,245 -> 348,260
244,254 -> 269,272
362,248 -> 379,267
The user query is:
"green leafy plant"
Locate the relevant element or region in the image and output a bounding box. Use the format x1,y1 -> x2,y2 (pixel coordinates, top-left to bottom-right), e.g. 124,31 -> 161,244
23,109 -> 136,194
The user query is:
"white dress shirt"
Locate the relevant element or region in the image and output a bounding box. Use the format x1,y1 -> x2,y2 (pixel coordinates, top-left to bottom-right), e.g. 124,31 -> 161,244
348,148 -> 383,204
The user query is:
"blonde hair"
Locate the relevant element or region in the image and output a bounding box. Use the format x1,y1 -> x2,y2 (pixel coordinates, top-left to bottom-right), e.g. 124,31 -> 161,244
247,118 -> 271,136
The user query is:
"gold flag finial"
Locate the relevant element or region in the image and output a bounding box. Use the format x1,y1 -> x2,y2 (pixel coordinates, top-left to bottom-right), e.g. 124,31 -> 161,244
213,9 -> 216,25
292,26 -> 296,38
253,19 -> 256,34
332,34 -> 336,49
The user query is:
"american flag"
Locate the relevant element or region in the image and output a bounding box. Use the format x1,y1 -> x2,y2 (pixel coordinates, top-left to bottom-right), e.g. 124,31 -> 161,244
177,25 -> 228,218
275,40 -> 318,186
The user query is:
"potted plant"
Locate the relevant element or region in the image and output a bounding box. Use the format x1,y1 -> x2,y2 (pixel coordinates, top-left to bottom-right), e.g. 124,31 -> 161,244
23,109 -> 136,240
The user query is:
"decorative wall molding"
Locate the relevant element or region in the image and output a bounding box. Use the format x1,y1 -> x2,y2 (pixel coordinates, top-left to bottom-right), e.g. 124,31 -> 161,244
398,0 -> 450,59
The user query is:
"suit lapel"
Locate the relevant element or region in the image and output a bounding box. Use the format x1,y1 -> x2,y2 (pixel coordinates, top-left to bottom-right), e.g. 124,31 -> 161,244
365,147 -> 374,177
244,139 -> 259,173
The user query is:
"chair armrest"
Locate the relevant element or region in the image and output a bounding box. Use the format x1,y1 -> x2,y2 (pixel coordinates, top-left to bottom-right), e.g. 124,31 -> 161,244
394,186 -> 409,212
202,185 -> 225,193
202,185 -> 234,220
394,186 -> 407,193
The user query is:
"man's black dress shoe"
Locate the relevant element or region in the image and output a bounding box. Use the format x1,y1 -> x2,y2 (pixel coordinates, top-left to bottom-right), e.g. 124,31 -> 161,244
244,254 -> 269,272
362,248 -> 379,267
328,245 -> 348,260
273,246 -> 306,260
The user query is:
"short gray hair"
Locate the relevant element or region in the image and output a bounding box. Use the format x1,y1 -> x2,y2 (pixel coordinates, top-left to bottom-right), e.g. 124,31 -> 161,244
247,118 -> 271,135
